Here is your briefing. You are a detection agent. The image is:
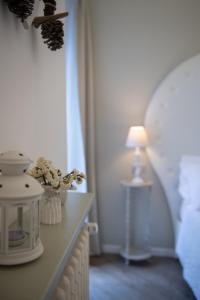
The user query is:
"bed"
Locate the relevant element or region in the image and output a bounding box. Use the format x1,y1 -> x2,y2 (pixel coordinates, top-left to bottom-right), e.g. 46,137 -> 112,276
176,156 -> 200,299
145,54 -> 200,299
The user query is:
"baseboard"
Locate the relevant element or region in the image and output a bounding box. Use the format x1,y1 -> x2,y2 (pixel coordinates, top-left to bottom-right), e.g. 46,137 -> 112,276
150,247 -> 177,258
102,244 -> 176,258
102,244 -> 121,254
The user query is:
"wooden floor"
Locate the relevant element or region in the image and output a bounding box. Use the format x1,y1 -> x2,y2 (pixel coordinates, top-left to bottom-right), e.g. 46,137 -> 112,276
89,254 -> 196,300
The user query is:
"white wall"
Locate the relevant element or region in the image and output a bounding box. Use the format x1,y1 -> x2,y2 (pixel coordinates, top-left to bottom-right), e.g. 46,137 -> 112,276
0,1 -> 67,171
90,0 -> 200,250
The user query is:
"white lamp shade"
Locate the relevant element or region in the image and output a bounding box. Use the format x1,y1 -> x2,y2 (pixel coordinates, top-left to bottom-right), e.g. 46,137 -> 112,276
126,126 -> 148,148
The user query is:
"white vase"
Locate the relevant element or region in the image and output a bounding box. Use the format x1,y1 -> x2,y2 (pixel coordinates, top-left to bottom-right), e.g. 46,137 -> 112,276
40,186 -> 62,225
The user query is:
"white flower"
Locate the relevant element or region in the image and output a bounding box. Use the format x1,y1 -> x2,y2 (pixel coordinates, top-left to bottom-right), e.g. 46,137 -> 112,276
45,172 -> 53,183
28,167 -> 42,178
51,179 -> 60,188
73,169 -> 80,177
36,157 -> 52,174
80,172 -> 86,179
64,183 -> 72,190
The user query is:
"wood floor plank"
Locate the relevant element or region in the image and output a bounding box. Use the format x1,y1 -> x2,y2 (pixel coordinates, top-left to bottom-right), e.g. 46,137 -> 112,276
89,255 -> 196,300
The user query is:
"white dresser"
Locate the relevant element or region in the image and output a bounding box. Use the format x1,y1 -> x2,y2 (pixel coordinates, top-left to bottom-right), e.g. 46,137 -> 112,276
0,192 -> 94,300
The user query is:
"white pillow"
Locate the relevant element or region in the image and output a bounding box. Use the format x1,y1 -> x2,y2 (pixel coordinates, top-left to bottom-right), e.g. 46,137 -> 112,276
178,155 -> 200,219
179,155 -> 200,203
178,171 -> 190,204
187,162 -> 200,210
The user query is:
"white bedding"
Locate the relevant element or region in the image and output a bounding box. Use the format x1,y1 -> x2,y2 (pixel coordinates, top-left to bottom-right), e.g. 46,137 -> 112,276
179,155 -> 200,220
176,208 -> 200,299
176,155 -> 200,299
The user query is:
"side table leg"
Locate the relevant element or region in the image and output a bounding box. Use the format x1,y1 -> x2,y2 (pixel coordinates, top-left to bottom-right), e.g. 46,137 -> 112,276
144,186 -> 152,249
125,187 -> 131,265
125,258 -> 130,265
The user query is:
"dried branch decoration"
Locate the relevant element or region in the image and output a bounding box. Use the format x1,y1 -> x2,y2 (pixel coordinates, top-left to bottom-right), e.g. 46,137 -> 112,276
41,0 -> 64,51
4,0 -> 35,22
32,12 -> 68,29
4,0 -> 68,51
32,0 -> 68,51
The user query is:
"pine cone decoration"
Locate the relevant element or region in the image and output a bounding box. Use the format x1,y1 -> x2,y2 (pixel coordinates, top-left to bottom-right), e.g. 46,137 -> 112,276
41,20 -> 64,51
4,0 -> 34,22
43,0 -> 56,16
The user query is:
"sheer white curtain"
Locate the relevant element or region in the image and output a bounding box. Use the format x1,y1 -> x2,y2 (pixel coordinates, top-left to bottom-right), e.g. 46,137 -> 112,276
66,0 -> 101,255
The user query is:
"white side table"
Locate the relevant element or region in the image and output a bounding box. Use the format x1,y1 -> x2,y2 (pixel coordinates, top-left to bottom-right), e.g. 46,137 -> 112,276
120,180 -> 153,265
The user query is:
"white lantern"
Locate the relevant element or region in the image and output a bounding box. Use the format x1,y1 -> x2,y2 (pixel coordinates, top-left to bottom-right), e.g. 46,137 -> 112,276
0,151 -> 44,265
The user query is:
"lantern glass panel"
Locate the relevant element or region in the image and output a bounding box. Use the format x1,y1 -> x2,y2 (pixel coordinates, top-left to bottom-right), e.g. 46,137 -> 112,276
8,204 -> 32,251
33,201 -> 40,247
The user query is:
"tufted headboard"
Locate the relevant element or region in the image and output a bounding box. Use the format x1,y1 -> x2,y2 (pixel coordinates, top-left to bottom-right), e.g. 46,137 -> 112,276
145,54 -> 200,240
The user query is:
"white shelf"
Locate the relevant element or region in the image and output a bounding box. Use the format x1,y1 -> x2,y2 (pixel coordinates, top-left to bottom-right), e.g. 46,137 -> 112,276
121,247 -> 152,262
120,179 -> 153,188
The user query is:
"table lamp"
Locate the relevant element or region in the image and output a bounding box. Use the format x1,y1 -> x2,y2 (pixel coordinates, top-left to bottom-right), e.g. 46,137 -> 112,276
126,126 -> 148,184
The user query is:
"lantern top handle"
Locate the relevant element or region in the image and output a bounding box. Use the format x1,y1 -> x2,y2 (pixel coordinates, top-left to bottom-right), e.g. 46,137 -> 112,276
0,151 -> 32,166
0,151 -> 44,200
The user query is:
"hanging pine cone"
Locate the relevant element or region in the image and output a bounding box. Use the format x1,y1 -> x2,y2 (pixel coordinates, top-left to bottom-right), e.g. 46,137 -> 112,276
4,0 -> 35,22
43,0 -> 56,16
41,20 -> 64,51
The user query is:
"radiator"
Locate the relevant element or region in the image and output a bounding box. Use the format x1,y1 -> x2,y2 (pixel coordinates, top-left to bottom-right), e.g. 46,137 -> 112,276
53,223 -> 97,300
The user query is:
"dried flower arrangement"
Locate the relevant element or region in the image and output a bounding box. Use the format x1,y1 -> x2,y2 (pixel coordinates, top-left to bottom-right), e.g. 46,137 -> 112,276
28,157 -> 86,190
